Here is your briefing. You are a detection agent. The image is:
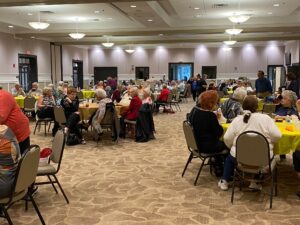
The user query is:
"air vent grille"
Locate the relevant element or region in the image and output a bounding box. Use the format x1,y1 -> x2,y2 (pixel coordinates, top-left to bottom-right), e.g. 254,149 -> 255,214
40,11 -> 54,14
212,3 -> 228,9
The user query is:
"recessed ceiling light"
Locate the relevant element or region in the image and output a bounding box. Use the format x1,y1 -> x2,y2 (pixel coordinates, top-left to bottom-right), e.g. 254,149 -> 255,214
147,19 -> 153,22
194,7 -> 200,10
158,33 -> 164,36
196,14 -> 202,18
268,12 -> 273,15
31,36 -> 35,39
273,3 -> 279,7
130,5 -> 137,8
8,25 -> 14,28
94,11 -> 100,14
107,17 -> 113,20
27,13 -> 33,16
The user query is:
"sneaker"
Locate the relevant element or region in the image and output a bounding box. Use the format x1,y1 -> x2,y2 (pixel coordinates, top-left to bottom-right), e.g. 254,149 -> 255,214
218,179 -> 229,191
80,139 -> 86,145
248,182 -> 262,191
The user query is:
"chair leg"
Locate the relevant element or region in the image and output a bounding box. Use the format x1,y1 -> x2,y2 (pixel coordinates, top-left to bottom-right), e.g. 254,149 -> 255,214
176,103 -> 181,112
194,158 -> 206,186
1,205 -> 13,225
52,175 -> 69,204
182,152 -> 193,177
47,175 -> 58,194
29,193 -> 46,225
231,172 -> 237,204
274,167 -> 278,196
44,122 -> 47,136
33,122 -> 39,135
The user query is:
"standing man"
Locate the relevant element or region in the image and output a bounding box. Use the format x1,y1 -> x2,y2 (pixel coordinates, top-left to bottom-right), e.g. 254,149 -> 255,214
255,70 -> 272,98
0,89 -> 30,154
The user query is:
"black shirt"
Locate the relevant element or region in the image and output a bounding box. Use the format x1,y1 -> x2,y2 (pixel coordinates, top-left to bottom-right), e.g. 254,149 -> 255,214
188,107 -> 224,153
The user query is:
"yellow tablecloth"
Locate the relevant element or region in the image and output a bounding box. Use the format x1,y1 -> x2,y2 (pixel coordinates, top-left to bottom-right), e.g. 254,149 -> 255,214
81,90 -> 95,99
221,122 -> 300,155
219,98 -> 264,111
14,96 -> 39,108
79,103 -> 98,120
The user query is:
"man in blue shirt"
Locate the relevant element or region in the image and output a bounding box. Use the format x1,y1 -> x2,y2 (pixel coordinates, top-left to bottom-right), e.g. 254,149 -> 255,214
255,70 -> 272,98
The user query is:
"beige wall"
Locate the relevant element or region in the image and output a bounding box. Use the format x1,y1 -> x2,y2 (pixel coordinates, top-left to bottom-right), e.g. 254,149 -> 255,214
285,41 -> 300,64
88,45 -> 285,81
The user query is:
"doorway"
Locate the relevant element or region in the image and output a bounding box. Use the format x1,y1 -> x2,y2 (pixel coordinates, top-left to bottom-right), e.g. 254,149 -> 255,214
168,63 -> 193,81
267,65 -> 285,92
72,60 -> 83,88
202,66 -> 217,79
135,67 -> 149,80
18,54 -> 38,92
94,67 -> 118,84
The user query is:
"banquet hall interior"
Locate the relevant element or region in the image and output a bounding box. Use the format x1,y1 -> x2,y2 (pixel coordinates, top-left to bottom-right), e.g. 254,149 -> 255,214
1,0 -> 300,224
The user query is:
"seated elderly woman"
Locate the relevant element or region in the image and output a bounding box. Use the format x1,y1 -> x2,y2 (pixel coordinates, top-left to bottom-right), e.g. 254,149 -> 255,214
61,87 -> 85,144
275,90 -> 298,118
220,87 -> 247,123
188,90 -> 228,176
0,125 -> 21,198
154,84 -> 170,112
119,87 -> 142,138
218,95 -> 281,191
142,88 -> 153,105
91,88 -> 113,136
37,87 -> 59,136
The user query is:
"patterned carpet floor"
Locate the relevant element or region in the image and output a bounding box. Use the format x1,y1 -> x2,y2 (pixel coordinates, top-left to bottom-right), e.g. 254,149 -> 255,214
3,99 -> 300,225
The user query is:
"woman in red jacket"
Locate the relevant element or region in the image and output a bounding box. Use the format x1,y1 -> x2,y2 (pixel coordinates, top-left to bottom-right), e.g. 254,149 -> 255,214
119,87 -> 142,138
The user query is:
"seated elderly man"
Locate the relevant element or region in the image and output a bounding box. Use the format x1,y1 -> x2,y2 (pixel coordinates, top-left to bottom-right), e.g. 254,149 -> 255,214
91,88 -> 113,136
28,82 -> 42,97
119,87 -> 142,138
221,87 -> 247,123
275,90 -> 298,118
11,83 -> 25,97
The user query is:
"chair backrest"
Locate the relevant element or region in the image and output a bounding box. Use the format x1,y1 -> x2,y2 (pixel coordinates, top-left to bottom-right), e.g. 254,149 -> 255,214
50,130 -> 66,166
236,131 -> 270,169
14,145 -> 40,193
217,91 -> 224,99
76,91 -> 84,100
175,91 -> 180,101
100,103 -> 114,125
24,96 -> 36,109
182,121 -> 198,151
166,92 -> 173,103
262,103 -> 276,114
54,106 -> 67,125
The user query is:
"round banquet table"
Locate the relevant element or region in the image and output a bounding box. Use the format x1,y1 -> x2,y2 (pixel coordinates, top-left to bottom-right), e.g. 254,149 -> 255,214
221,122 -> 300,155
79,103 -> 98,121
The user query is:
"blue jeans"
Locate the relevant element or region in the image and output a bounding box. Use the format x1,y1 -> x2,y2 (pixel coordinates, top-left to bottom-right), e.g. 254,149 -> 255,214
222,154 -> 236,181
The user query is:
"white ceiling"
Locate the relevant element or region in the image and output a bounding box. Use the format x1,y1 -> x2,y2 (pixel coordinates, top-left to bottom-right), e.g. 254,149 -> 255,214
0,0 -> 299,49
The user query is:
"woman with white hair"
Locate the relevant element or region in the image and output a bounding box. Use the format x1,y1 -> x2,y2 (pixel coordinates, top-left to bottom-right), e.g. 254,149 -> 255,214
221,87 -> 247,123
275,90 -> 298,118
142,88 -> 153,104
91,88 -> 112,135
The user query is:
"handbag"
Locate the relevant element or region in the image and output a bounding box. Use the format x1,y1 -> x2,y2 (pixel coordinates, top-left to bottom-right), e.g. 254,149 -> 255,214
66,133 -> 81,146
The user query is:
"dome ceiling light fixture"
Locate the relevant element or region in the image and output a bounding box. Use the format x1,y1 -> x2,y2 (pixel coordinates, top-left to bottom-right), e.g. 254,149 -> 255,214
102,36 -> 114,47
125,45 -> 135,54
223,35 -> 237,45
225,28 -> 243,35
28,11 -> 50,30
69,18 -> 85,40
228,15 -> 250,24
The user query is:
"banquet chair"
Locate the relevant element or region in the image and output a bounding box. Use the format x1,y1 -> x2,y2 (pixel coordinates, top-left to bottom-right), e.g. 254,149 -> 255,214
179,86 -> 188,103
35,130 -> 69,204
167,92 -> 181,112
54,106 -> 66,130
262,103 -> 276,115
23,96 -> 36,117
76,91 -> 84,102
231,131 -> 277,209
33,102 -> 53,136
0,145 -> 46,225
182,121 -> 228,186
217,91 -> 225,99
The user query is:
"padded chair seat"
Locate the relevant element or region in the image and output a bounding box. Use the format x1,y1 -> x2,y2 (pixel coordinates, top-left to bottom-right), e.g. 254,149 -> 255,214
0,190 -> 27,204
124,119 -> 136,124
23,108 -> 35,111
37,117 -> 53,121
37,164 -> 57,175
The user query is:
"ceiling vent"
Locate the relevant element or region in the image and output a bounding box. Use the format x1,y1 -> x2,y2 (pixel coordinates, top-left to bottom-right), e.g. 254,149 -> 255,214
212,3 -> 228,9
40,11 -> 54,14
